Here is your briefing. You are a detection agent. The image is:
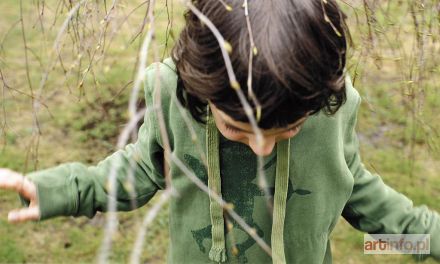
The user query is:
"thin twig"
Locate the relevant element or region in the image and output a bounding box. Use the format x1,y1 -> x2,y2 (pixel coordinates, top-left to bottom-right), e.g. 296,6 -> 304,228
129,188 -> 176,264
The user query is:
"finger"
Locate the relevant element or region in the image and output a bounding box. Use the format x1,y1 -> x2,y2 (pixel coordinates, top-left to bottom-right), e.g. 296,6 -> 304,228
0,169 -> 37,200
17,178 -> 37,201
0,168 -> 23,189
8,206 -> 40,223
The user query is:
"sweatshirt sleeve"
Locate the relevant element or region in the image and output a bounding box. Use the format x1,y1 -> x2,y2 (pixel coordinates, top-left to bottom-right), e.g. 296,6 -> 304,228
21,67 -> 165,221
341,89 -> 440,261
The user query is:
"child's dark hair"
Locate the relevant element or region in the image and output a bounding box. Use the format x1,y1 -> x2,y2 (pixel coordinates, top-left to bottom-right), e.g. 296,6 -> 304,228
172,0 -> 350,129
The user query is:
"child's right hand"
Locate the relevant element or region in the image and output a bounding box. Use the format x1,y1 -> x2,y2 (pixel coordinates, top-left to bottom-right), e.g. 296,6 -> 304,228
0,168 -> 40,223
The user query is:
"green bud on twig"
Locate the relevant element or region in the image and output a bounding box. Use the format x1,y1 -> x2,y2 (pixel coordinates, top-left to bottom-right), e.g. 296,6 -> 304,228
230,80 -> 241,90
224,41 -> 232,54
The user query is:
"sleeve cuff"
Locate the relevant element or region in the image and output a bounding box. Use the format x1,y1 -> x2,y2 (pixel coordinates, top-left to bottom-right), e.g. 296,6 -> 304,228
20,166 -> 78,221
411,209 -> 440,261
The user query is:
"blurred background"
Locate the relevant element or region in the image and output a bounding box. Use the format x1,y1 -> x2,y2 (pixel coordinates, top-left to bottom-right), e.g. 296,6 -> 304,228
0,0 -> 439,263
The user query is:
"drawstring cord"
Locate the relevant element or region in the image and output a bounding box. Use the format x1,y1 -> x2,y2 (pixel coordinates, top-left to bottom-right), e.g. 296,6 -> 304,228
206,109 -> 227,262
271,139 -> 290,264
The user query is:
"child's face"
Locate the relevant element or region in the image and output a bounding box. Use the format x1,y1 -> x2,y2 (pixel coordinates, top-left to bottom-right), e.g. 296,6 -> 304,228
209,103 -> 308,156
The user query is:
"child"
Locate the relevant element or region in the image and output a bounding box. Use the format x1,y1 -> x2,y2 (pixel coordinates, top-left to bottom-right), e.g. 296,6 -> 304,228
0,0 -> 439,263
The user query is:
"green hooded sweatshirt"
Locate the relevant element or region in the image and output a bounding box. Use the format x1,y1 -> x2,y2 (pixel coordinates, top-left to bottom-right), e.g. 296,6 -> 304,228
22,58 -> 440,263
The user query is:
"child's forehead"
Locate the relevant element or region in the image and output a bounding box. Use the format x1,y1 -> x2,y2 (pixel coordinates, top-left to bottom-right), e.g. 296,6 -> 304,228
212,103 -> 308,134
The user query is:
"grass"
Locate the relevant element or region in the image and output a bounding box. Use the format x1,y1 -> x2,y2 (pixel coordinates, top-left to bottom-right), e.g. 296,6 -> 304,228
1,0 -> 440,263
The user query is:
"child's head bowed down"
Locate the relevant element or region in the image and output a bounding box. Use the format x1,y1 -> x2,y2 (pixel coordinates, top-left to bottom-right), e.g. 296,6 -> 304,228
171,0 -> 350,155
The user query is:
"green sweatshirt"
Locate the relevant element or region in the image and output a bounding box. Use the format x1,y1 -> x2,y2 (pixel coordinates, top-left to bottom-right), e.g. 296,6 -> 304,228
22,58 -> 440,263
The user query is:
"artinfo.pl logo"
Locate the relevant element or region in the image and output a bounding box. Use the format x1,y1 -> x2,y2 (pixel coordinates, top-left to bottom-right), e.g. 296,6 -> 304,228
364,234 -> 430,255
